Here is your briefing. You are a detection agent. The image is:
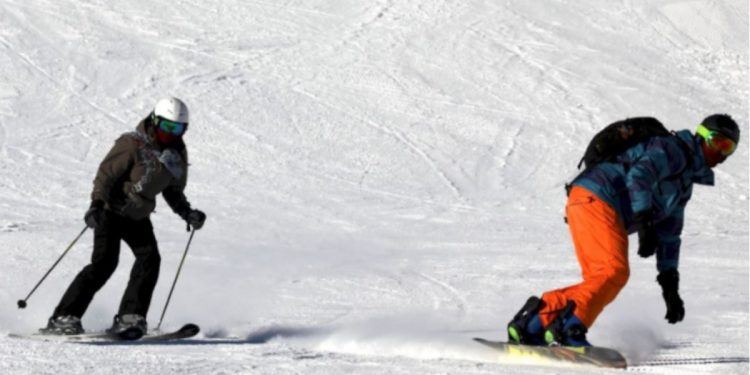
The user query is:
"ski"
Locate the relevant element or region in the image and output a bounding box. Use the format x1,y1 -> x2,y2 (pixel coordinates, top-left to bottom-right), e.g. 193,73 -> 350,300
474,337 -> 627,369
10,326 -> 143,342
9,324 -> 198,343
140,323 -> 200,341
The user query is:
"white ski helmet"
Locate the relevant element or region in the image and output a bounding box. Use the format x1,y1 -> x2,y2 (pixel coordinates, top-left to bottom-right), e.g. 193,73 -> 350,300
153,97 -> 189,124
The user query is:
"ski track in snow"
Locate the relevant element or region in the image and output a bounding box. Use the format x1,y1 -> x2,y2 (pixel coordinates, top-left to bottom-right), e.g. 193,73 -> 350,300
0,0 -> 747,374
293,86 -> 468,204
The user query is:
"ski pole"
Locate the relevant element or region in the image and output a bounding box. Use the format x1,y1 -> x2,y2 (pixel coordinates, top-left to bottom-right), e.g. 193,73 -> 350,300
156,228 -> 196,331
17,226 -> 88,309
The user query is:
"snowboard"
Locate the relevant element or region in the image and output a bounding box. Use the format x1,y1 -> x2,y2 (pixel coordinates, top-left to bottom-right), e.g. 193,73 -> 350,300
474,337 -> 627,369
10,323 -> 199,343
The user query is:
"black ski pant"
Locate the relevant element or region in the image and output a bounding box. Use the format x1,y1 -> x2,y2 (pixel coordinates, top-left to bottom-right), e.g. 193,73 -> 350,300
53,211 -> 161,319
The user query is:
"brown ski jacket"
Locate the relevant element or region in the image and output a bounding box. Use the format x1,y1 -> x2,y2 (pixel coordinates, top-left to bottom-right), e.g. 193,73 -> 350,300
91,119 -> 191,220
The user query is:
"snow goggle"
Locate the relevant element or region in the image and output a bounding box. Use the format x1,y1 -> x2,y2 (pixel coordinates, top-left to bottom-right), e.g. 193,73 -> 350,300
157,118 -> 187,136
697,124 -> 736,156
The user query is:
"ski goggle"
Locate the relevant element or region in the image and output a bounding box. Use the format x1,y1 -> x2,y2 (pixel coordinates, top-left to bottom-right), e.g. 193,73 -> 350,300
697,124 -> 737,156
157,118 -> 187,136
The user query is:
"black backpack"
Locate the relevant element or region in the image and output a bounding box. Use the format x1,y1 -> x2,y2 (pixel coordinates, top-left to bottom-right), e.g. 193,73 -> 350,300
577,117 -> 671,170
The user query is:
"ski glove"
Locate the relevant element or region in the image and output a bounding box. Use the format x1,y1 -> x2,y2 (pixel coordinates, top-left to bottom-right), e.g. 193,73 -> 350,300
657,269 -> 685,324
84,200 -> 105,229
182,209 -> 206,231
634,210 -> 659,258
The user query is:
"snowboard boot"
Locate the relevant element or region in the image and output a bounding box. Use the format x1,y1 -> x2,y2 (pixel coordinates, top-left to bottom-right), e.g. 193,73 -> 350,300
41,315 -> 84,335
108,314 -> 148,336
544,301 -> 591,347
507,296 -> 546,345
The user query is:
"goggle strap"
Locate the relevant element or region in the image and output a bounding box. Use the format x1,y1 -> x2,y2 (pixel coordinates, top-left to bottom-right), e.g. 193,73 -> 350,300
696,124 -> 712,140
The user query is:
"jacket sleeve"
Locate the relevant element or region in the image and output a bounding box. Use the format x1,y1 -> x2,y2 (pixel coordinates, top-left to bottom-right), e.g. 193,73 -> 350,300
91,136 -> 135,203
162,148 -> 191,217
625,139 -> 689,214
655,206 -> 683,272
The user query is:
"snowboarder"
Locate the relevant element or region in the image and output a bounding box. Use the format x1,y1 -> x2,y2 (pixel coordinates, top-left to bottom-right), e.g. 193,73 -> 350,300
506,114 -> 741,347
42,97 -> 206,335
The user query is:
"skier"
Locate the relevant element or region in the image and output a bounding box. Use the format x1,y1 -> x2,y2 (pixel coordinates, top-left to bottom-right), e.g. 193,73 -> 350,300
41,97 -> 206,335
506,114 -> 740,347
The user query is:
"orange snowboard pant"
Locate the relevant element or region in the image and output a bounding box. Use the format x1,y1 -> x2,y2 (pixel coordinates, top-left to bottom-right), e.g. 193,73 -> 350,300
538,186 -> 629,329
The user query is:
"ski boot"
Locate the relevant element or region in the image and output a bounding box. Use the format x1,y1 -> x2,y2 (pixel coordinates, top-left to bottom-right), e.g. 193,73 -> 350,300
507,296 -> 546,345
40,315 -> 84,335
544,301 -> 591,347
108,314 -> 148,336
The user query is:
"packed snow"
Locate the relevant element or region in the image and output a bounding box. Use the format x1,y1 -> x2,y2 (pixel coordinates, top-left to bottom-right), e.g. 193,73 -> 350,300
0,0 -> 747,374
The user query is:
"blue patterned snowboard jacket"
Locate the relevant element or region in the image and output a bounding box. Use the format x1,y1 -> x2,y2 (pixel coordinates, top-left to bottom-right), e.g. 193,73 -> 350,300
571,130 -> 715,272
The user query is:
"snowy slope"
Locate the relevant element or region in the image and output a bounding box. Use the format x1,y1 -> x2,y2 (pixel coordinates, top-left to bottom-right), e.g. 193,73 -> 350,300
0,0 -> 747,374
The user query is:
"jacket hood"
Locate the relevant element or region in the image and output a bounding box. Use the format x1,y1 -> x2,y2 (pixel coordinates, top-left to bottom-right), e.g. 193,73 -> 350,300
136,119 -> 154,143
